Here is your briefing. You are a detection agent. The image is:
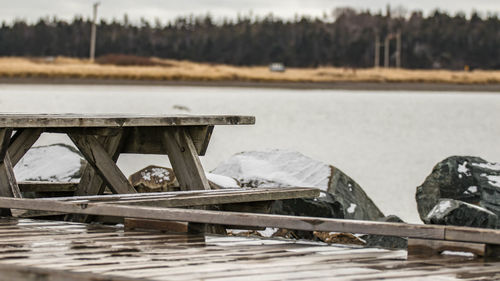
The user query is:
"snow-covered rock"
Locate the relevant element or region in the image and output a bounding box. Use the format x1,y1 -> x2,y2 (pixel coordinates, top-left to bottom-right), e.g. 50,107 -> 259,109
212,149 -> 330,189
129,165 -> 179,192
416,156 -> 500,227
212,149 -> 385,221
128,165 -> 240,192
14,144 -> 84,182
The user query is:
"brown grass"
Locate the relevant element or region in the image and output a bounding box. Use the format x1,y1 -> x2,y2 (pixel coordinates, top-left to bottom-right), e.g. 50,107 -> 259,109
1,56 -> 500,84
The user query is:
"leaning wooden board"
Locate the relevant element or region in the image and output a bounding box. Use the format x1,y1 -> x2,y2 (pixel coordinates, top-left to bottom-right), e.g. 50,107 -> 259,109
0,196 -> 499,245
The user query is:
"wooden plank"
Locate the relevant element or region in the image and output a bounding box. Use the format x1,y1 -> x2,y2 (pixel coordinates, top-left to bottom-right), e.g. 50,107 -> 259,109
408,238 -> 487,257
0,114 -> 255,128
124,218 -> 188,232
18,181 -> 77,192
445,225 -> 500,245
0,129 -> 20,216
58,188 -> 320,208
44,127 -> 122,136
188,126 -> 213,156
122,126 -> 213,156
8,129 -> 42,166
0,263 -> 141,281
0,197 -> 462,242
161,127 -> 210,191
0,129 -> 12,163
68,133 -> 136,194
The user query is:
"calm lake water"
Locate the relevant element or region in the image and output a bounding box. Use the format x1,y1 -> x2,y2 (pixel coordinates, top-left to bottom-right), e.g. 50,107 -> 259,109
0,84 -> 499,223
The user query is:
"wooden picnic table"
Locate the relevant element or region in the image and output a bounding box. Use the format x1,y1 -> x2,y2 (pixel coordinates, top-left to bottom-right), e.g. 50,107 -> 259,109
0,113 -> 255,217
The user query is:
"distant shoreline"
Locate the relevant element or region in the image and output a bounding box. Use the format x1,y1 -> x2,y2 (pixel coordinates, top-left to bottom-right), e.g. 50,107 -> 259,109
2,77 -> 500,92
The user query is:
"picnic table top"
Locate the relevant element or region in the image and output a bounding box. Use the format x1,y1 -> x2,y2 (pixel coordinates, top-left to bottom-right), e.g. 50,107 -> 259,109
0,113 -> 255,128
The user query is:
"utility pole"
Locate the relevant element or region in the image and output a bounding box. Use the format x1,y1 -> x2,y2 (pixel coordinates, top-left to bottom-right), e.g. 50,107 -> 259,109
396,30 -> 402,68
89,2 -> 100,62
374,33 -> 380,68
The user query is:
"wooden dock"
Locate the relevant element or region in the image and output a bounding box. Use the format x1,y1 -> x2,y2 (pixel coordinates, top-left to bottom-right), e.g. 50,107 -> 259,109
0,217 -> 498,281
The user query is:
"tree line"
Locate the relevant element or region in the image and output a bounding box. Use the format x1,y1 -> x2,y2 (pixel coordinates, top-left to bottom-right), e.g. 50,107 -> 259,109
1,8 -> 499,69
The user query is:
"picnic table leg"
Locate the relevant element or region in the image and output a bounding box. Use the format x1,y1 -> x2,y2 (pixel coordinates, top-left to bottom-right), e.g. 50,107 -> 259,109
162,127 -> 212,233
68,133 -> 136,195
8,129 -> 43,166
0,129 -> 21,216
161,127 -> 211,191
66,132 -> 127,222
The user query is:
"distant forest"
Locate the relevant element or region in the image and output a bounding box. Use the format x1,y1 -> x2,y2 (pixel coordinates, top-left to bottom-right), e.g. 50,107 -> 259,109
1,8 -> 500,69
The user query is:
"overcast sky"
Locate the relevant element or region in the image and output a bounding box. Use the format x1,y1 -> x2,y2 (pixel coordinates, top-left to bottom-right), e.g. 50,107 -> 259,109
2,0 -> 500,24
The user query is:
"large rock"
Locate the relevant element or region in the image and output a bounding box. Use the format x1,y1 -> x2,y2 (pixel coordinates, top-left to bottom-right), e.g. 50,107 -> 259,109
359,215 -> 408,249
425,199 -> 498,229
416,156 -> 500,226
269,192 -> 344,239
212,149 -> 385,221
14,144 -> 85,182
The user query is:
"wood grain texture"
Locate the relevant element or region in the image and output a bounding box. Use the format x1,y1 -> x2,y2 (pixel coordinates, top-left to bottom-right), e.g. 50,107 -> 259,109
161,127 -> 210,191
8,129 -> 42,166
445,225 -> 500,245
0,129 -> 21,216
18,181 -> 78,192
68,133 -> 136,195
3,197 -> 500,244
0,114 -> 255,128
408,238 -> 488,257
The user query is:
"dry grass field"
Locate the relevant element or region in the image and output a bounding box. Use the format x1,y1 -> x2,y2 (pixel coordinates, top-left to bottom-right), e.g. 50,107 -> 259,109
1,56 -> 500,84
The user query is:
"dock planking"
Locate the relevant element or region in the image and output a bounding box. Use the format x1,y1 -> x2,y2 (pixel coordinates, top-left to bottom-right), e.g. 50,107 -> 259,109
0,217 -> 498,281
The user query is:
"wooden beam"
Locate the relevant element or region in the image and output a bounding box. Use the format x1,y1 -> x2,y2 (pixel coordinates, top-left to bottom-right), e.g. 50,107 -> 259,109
45,187 -> 320,207
0,114 -> 255,128
45,127 -> 121,136
68,133 -> 136,194
5,197 -> 500,244
188,126 -> 213,156
8,129 -> 42,166
18,182 -> 77,193
408,238 -> 496,257
161,127 -> 210,191
0,129 -> 21,216
121,126 -> 213,156
0,129 -> 11,163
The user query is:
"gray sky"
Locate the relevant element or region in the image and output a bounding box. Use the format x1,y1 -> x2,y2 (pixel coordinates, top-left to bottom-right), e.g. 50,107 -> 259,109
1,0 -> 500,24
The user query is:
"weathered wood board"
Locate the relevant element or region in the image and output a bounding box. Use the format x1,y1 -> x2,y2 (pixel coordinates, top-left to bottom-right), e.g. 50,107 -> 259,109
0,114 -> 255,128
1,195 -> 500,245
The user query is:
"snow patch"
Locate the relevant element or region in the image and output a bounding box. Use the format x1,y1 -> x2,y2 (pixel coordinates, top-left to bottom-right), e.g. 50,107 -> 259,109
441,251 -> 475,257
428,199 -> 453,217
206,173 -> 239,188
347,203 -> 357,214
472,162 -> 500,171
484,175 -> 500,188
467,186 -> 478,193
257,227 -> 279,238
457,161 -> 471,177
14,144 -> 83,182
211,149 -> 331,190
141,167 -> 170,182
